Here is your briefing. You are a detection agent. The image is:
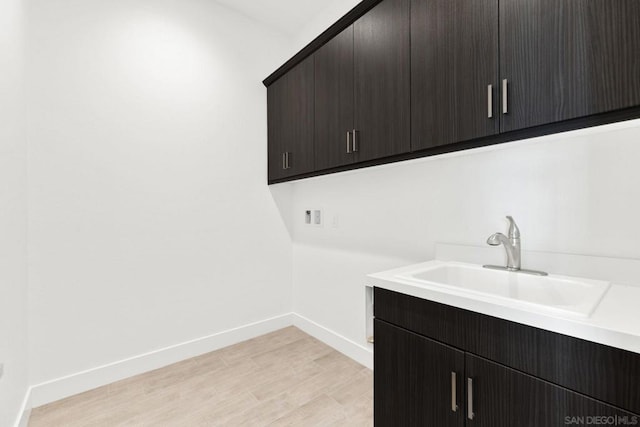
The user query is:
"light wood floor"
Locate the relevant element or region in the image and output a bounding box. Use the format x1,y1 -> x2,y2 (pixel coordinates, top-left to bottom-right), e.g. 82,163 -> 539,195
29,327 -> 373,426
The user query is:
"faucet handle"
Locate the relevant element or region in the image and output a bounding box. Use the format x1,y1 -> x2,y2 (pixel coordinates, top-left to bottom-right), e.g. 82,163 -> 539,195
506,216 -> 520,239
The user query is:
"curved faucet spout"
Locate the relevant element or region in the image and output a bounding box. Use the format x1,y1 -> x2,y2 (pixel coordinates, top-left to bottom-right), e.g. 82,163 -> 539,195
484,216 -> 547,275
487,232 -> 508,246
486,217 -> 521,270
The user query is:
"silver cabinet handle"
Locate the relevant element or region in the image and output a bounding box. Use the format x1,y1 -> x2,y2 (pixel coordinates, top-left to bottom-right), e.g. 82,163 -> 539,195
352,130 -> 358,153
487,84 -> 493,118
346,131 -> 352,154
467,378 -> 475,420
502,79 -> 508,114
451,372 -> 458,412
282,152 -> 287,170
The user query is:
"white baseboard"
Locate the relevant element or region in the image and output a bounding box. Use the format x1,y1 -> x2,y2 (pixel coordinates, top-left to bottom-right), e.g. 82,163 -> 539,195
14,387 -> 32,427
24,312 -> 372,415
29,313 -> 293,408
292,313 -> 373,370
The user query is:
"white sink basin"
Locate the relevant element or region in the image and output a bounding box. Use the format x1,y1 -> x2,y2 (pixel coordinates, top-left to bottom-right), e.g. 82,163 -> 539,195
396,262 -> 611,318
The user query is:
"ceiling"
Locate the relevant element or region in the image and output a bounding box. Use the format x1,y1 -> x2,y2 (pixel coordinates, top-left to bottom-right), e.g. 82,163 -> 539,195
214,0 -> 333,36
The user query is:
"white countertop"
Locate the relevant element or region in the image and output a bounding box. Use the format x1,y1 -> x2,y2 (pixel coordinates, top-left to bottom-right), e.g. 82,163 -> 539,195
367,259 -> 640,355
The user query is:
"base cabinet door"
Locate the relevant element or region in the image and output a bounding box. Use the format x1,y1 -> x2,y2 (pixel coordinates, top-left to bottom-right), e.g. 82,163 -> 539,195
374,320 -> 465,427
465,354 -> 638,427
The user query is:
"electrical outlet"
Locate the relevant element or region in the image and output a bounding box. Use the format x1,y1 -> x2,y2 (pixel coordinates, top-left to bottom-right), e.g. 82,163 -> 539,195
304,209 -> 323,226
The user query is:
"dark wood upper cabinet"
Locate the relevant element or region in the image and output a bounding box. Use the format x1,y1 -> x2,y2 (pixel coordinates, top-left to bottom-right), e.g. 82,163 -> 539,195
411,0 -> 499,150
354,0 -> 411,162
500,0 -> 640,132
316,0 -> 412,172
267,56 -> 315,181
466,354 -> 637,427
265,0 -> 640,183
314,25 -> 355,171
375,319 -> 465,427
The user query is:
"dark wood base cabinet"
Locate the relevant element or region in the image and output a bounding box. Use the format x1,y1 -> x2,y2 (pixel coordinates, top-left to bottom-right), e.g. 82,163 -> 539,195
375,320 -> 465,426
374,289 -> 640,426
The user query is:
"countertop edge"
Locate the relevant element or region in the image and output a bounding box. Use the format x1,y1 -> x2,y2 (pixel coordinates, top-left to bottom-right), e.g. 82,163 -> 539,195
366,269 -> 640,356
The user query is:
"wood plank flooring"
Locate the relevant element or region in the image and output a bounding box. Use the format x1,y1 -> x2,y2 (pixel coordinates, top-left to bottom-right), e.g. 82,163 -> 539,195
29,327 -> 373,426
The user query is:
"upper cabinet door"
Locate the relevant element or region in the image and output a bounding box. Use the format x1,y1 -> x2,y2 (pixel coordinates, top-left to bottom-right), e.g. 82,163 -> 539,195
375,320 -> 465,427
411,0 -> 499,151
314,25 -> 355,171
500,0 -> 640,132
354,0 -> 411,162
267,56 -> 315,181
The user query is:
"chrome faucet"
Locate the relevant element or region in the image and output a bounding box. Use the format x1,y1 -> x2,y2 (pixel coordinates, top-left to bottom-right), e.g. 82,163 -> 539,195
483,216 -> 547,276
487,216 -> 521,270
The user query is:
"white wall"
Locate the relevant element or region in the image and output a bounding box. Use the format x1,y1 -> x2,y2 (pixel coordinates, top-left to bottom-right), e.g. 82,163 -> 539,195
18,0 -> 640,412
0,0 -> 29,423
26,0 -> 294,387
289,0 -> 361,53
280,0 -> 640,364
288,120 -> 640,354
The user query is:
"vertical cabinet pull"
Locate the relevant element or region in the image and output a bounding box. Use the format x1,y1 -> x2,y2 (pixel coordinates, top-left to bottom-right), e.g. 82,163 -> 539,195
282,152 -> 291,170
487,84 -> 493,118
451,372 -> 458,412
502,79 -> 508,114
352,130 -> 358,153
346,131 -> 352,154
467,378 -> 475,420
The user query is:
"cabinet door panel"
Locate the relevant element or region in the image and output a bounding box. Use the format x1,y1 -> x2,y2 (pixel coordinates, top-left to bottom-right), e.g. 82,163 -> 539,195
267,56 -> 315,181
354,0 -> 411,162
374,320 -> 464,427
267,78 -> 287,181
411,0 -> 499,150
465,354 -> 638,427
500,0 -> 640,132
314,26 -> 355,171
375,287 -> 640,414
